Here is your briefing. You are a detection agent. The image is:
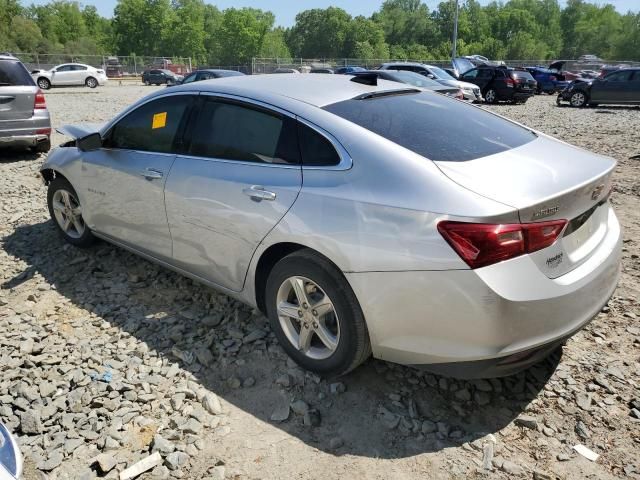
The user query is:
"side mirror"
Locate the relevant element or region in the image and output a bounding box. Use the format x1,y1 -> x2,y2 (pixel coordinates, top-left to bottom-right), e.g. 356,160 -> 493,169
427,74 -> 436,79
0,423 -> 23,479
77,132 -> 102,152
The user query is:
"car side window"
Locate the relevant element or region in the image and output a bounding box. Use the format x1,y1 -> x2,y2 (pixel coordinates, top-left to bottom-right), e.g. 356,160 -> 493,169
606,70 -> 632,82
462,69 -> 478,79
297,122 -> 341,167
632,71 -> 640,81
479,69 -> 494,79
182,73 -> 197,84
56,65 -> 72,72
107,95 -> 192,153
72,65 -> 87,71
187,99 -> 299,165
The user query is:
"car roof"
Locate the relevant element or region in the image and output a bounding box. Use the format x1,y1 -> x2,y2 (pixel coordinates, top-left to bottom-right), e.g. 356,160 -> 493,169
166,73 -> 416,107
0,53 -> 19,61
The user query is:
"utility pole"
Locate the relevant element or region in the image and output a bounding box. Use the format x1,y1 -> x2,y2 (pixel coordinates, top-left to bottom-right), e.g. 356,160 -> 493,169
451,0 -> 459,60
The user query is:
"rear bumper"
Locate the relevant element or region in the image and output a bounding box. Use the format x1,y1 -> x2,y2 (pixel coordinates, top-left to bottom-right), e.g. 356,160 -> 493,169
0,113 -> 51,148
346,207 -> 622,378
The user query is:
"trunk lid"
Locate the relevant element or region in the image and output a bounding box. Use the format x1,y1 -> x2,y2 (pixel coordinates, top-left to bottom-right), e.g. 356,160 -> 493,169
0,86 -> 37,121
435,135 -> 616,277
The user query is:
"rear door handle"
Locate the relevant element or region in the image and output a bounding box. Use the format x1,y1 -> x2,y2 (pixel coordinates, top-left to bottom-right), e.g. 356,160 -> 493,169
243,185 -> 276,201
140,168 -> 164,180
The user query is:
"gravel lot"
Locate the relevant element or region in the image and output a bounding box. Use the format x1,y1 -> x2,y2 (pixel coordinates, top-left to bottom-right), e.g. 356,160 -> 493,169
1,85 -> 639,480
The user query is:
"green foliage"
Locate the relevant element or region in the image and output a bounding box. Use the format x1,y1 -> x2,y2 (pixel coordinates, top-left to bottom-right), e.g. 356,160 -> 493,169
0,0 -> 638,64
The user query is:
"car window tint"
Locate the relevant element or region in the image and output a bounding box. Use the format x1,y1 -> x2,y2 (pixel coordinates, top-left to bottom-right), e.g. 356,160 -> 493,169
606,70 -> 632,82
462,69 -> 478,79
182,73 -> 196,83
73,65 -> 88,71
108,95 -> 191,153
0,60 -> 34,86
479,69 -> 494,78
324,91 -> 536,162
297,122 -> 341,167
632,71 -> 640,81
188,99 -> 299,165
512,71 -> 535,81
56,65 -> 72,72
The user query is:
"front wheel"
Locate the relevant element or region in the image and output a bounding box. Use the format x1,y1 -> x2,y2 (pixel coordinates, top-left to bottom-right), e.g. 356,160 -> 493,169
484,88 -> 498,104
265,249 -> 371,376
570,91 -> 587,107
85,77 -> 98,88
47,177 -> 95,247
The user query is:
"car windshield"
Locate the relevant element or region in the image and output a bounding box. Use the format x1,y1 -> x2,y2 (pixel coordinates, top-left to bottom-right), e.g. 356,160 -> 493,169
386,71 -> 443,89
0,59 -> 34,86
429,66 -> 456,80
324,91 -> 536,162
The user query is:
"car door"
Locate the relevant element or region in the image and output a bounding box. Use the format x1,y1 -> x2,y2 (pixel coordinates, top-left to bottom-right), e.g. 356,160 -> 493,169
71,64 -> 88,84
164,95 -> 303,291
630,70 -> 640,103
460,68 -> 480,88
51,65 -> 74,85
591,70 -> 632,103
80,93 -> 196,261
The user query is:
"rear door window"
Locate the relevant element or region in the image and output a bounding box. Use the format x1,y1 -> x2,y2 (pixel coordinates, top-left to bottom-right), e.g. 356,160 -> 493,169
324,91 -> 536,162
605,70 -> 633,82
297,122 -> 341,167
186,98 -> 299,165
0,59 -> 34,86
107,95 -> 192,153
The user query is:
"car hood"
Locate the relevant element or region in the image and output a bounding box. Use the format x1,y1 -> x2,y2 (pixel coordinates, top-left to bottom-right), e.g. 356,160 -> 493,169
451,57 -> 476,76
434,134 -> 616,223
56,123 -> 104,140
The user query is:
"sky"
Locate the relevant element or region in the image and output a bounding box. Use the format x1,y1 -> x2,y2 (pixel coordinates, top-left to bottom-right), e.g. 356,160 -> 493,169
22,0 -> 639,26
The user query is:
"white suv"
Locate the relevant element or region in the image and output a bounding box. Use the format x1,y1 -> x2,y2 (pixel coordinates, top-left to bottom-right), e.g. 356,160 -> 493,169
32,63 -> 108,90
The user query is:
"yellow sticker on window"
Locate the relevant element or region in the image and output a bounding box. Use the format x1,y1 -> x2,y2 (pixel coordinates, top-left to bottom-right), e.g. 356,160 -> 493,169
152,112 -> 167,129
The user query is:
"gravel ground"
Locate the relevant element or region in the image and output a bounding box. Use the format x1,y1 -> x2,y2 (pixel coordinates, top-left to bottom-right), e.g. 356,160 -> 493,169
0,85 -> 639,480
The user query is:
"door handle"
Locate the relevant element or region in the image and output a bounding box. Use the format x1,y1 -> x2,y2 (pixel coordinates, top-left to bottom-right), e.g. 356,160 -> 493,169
243,185 -> 276,201
140,168 -> 164,180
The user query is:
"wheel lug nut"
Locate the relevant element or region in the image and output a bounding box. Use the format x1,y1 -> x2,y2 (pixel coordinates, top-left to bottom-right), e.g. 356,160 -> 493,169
313,322 -> 318,328
303,303 -> 308,309
298,310 -> 303,317
312,310 -> 318,316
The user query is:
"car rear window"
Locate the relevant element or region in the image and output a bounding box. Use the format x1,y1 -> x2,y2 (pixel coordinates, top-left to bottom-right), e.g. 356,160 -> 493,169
0,59 -> 34,87
323,91 -> 536,162
512,71 -> 535,81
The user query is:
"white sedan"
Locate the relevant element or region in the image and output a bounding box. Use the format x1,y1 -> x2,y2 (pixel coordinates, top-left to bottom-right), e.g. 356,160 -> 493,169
32,63 -> 108,90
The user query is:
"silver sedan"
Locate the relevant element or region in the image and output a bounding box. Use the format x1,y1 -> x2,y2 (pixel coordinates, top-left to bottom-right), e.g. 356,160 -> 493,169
41,74 -> 621,378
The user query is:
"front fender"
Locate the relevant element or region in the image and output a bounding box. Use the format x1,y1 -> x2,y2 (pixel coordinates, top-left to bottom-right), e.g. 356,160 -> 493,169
40,147 -> 86,209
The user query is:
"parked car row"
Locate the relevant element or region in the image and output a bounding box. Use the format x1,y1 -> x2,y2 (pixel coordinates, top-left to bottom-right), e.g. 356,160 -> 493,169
557,68 -> 640,107
40,72 -> 622,379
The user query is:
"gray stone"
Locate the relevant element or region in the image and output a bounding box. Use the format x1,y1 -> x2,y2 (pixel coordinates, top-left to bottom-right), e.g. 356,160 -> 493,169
329,437 -> 344,449
330,382 -> 345,394
243,329 -> 266,343
152,434 -> 176,454
576,392 -> 593,411
165,451 -> 190,471
209,466 -> 226,480
291,399 -> 309,415
20,409 -> 42,434
303,409 -> 321,427
181,418 -> 203,434
38,450 -> 63,471
202,393 -> 223,415
514,415 -> 538,430
422,420 -> 437,434
270,400 -> 290,422
501,460 -> 524,475
482,442 -> 494,470
94,453 -> 117,474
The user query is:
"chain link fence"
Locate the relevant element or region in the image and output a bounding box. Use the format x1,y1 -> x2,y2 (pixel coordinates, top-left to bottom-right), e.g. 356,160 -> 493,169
14,53 -> 193,77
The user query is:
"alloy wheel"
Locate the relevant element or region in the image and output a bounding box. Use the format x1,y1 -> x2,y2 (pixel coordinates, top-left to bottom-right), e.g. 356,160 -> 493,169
51,189 -> 85,239
485,89 -> 497,103
570,92 -> 586,107
38,78 -> 50,89
86,78 -> 97,88
276,276 -> 340,360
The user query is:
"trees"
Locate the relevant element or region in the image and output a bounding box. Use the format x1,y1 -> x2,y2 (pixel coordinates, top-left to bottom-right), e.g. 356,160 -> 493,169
1,0 -> 638,63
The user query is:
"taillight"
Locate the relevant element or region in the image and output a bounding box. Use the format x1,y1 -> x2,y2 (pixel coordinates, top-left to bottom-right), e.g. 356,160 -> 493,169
505,78 -> 515,87
437,220 -> 567,269
34,89 -> 46,110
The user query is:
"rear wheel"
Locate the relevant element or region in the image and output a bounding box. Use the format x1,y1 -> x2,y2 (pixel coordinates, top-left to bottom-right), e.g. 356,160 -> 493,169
484,88 -> 498,104
265,249 -> 371,376
37,77 -> 51,90
47,177 -> 95,247
85,77 -> 98,88
570,91 -> 587,107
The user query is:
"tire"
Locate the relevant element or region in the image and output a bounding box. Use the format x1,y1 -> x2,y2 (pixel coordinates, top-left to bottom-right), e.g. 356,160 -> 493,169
484,88 -> 498,104
144,80 -> 150,86
33,138 -> 51,153
570,91 -> 587,107
47,177 -> 95,248
85,77 -> 98,88
37,77 -> 51,90
265,249 -> 371,376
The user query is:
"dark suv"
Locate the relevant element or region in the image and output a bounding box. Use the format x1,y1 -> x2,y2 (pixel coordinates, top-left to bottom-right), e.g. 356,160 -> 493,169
459,66 -> 537,104
0,54 -> 51,152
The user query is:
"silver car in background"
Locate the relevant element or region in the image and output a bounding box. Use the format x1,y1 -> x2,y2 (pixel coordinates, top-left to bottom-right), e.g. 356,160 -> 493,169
0,53 -> 51,152
40,74 -> 621,378
379,61 -> 483,101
